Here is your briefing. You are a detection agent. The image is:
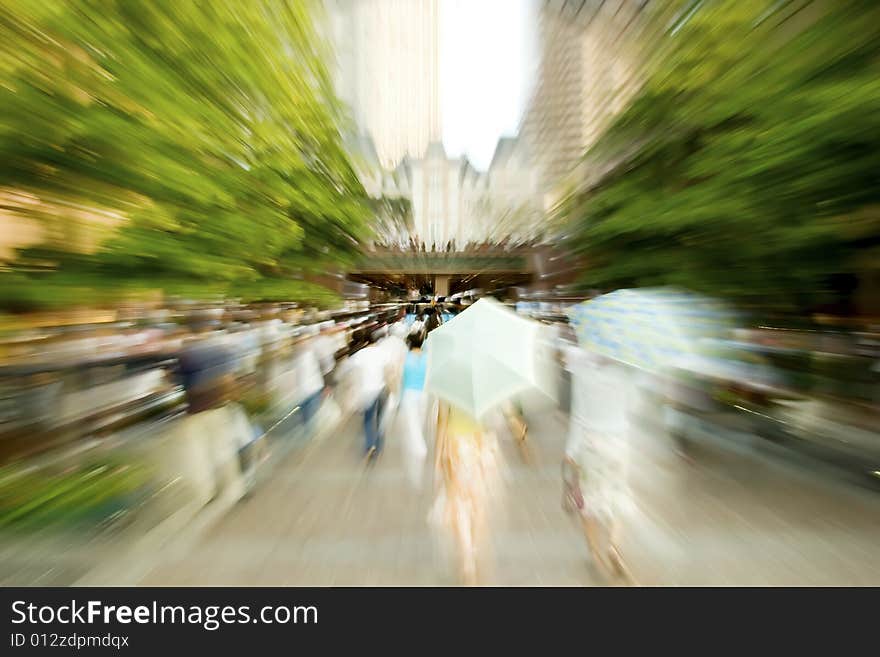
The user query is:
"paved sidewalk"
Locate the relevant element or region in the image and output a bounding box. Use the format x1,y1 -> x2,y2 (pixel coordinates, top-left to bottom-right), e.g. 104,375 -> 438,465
140,394 -> 880,586
141,396 -> 594,586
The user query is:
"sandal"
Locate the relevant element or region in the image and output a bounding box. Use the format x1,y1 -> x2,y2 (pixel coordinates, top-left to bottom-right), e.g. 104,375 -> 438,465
607,546 -> 635,585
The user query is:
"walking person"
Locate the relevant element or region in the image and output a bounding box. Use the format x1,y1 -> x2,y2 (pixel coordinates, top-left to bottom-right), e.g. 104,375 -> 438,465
398,331 -> 429,489
381,322 -> 408,390
503,397 -> 529,461
556,323 -> 578,419
432,401 -> 502,585
339,331 -> 393,461
292,328 -> 325,434
423,307 -> 442,337
377,322 -> 408,436
563,348 -> 636,584
408,312 -> 425,340
312,321 -> 339,391
176,320 -> 247,504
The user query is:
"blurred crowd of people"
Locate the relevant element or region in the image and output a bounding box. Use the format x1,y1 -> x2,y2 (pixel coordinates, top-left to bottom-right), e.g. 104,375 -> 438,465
0,300 -> 461,494
1,292 -> 878,587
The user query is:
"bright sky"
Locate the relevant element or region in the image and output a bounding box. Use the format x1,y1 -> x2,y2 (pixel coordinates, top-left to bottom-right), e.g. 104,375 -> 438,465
440,0 -> 536,170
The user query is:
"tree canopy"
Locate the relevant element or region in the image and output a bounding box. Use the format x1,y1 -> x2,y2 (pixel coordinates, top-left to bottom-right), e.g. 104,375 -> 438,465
0,0 -> 372,310
561,0 -> 880,314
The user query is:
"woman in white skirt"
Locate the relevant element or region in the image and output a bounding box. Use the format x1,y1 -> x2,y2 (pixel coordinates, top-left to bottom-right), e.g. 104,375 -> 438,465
562,346 -> 635,583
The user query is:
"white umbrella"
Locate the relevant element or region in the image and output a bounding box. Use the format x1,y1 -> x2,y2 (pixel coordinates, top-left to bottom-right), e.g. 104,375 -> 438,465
424,298 -> 552,420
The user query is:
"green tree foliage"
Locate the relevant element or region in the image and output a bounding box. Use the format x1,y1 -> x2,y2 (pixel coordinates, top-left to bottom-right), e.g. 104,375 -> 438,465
562,0 -> 880,313
370,195 -> 413,243
0,0 -> 370,308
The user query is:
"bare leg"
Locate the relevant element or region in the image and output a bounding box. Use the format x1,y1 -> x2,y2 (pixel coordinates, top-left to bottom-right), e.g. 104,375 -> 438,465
579,513 -> 612,576
454,506 -> 478,585
470,500 -> 492,586
578,512 -> 634,584
505,406 -> 530,464
605,519 -> 635,585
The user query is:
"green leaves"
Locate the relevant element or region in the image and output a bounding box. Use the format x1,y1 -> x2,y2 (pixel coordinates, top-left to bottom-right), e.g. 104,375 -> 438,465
564,0 -> 880,313
0,0 -> 370,310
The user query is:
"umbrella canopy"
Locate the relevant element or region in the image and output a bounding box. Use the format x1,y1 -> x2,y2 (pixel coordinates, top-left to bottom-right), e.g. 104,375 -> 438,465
568,288 -> 735,372
424,297 -> 551,420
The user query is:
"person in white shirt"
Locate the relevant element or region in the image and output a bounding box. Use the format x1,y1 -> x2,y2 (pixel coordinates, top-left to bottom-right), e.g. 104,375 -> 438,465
339,331 -> 393,459
563,347 -> 635,584
311,322 -> 339,385
408,317 -> 425,340
375,321 -> 410,435
381,322 -> 408,388
292,329 -> 325,431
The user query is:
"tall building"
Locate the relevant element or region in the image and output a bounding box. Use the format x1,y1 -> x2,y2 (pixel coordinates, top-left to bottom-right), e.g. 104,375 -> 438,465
325,0 -> 442,168
518,0 -> 662,213
408,142 -> 462,248
484,137 -> 540,244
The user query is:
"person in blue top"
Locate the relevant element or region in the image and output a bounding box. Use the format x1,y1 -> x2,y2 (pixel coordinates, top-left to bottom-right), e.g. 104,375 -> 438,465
403,333 -> 427,392
399,332 -> 429,489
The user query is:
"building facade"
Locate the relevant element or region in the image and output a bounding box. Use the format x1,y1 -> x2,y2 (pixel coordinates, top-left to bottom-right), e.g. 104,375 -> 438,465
518,0 -> 659,214
323,1 -> 541,249
484,137 -> 540,244
325,0 -> 442,168
351,134 -> 538,251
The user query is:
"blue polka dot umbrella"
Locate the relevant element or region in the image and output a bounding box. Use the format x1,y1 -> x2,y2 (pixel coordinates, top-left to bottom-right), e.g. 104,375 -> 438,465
568,288 -> 735,372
